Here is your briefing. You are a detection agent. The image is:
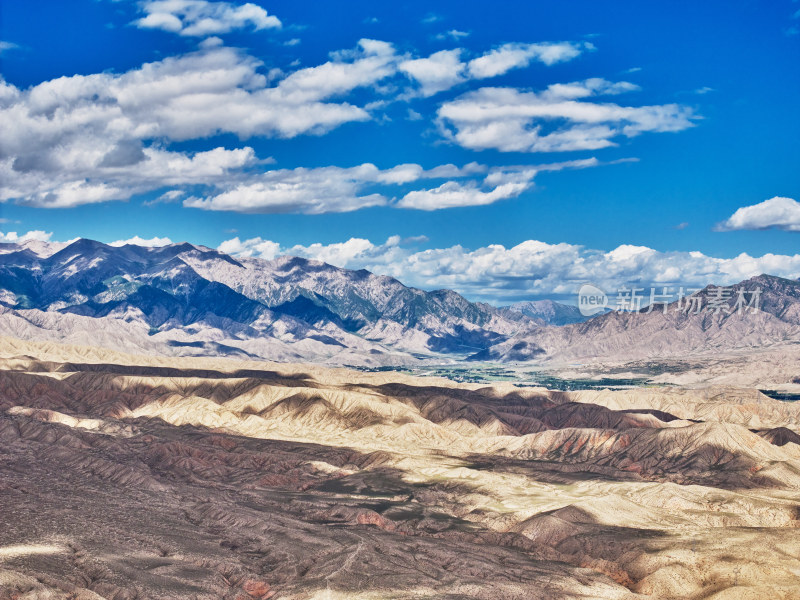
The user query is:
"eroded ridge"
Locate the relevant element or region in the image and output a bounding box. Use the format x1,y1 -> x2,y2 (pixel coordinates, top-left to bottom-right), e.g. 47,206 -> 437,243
1,338 -> 799,599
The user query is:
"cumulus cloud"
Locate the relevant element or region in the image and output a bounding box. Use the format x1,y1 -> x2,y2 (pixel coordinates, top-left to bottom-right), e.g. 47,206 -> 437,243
437,79 -> 695,152
399,49 -> 467,96
277,39 -> 397,104
0,41 -> 400,207
4,143 -> 257,208
396,158 -> 601,211
183,159 -> 603,214
134,0 -> 281,37
218,236 -> 281,259
1,36 -> 604,216
223,235 -> 414,269
0,230 -> 53,243
400,41 -> 590,97
397,168 -> 538,210
716,197 -> 800,232
466,41 -> 590,78
218,235 -> 800,303
184,167 -> 388,214
183,161 -> 495,214
0,34 -> 689,212
8,40 -> 390,144
109,236 -> 173,247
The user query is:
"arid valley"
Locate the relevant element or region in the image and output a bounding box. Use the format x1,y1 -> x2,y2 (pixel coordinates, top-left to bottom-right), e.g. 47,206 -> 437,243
1,336 -> 799,599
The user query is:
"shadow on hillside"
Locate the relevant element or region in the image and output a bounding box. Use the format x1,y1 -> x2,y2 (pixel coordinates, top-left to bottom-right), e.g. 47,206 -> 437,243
0,410 -> 674,600
1,366 -> 788,494
5,357 -> 315,383
0,366 -> 320,415
345,380 -> 685,433
55,361 -> 316,383
457,441 -> 789,491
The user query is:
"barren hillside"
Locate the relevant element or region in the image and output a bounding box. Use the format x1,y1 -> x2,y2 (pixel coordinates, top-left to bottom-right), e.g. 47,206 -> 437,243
0,338 -> 799,599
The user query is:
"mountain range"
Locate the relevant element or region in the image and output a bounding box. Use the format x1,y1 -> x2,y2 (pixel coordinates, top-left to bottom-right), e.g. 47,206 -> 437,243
1,238 -> 799,366
479,274 -> 800,363
0,238 -> 537,364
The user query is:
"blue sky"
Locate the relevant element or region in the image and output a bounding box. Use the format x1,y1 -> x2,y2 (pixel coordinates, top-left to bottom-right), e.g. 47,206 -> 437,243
1,0 -> 799,303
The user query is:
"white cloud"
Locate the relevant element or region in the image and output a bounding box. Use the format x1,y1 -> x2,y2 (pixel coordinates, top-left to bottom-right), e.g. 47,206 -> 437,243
399,50 -> 466,97
467,41 -> 590,79
717,197 -> 800,232
0,35 -> 689,212
23,181 -> 126,209
4,143 -> 257,208
137,11 -> 183,33
199,36 -> 224,48
0,230 -> 53,243
541,77 -> 640,99
1,40 -> 395,150
0,37 -> 607,214
225,235 -> 412,268
0,41 -> 400,207
183,161 -> 493,214
397,168 -> 538,210
400,41 -> 590,97
437,80 -> 695,152
276,39 -> 397,104
218,236 -> 281,259
110,236 -> 173,247
145,189 -> 186,206
286,238 -> 383,267
135,0 -> 281,37
183,163 -> 386,214
0,41 -> 19,55
435,29 -> 469,41
183,160 -> 596,214
218,235 -> 800,303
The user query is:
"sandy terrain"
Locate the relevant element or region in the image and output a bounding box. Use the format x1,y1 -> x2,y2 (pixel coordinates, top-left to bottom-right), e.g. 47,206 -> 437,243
0,337 -> 799,599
